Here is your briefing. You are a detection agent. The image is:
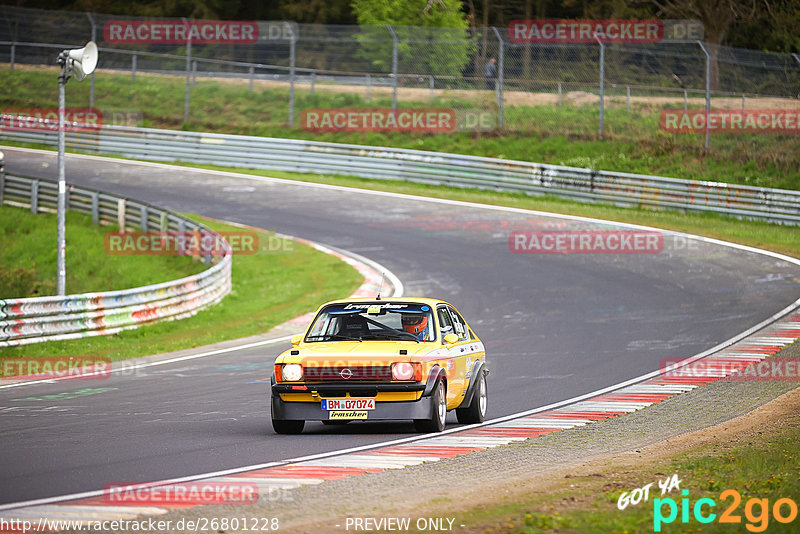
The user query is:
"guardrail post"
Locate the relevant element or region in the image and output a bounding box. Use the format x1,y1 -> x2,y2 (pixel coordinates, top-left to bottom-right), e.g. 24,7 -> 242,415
86,12 -> 97,109
248,66 -> 254,93
140,205 -> 148,231
0,170 -> 4,206
131,54 -> 137,82
160,211 -> 168,232
596,36 -> 605,137
91,192 -> 99,224
491,26 -> 505,129
288,22 -> 297,127
31,179 -> 39,214
310,71 -> 316,96
387,25 -> 398,111
117,198 -> 126,231
697,41 -> 710,150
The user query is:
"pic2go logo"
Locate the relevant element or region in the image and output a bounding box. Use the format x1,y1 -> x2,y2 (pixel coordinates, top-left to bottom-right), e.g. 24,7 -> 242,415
654,489 -> 798,532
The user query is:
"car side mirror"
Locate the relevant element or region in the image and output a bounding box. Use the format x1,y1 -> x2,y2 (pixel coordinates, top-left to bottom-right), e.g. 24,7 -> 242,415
290,334 -> 303,346
443,333 -> 459,345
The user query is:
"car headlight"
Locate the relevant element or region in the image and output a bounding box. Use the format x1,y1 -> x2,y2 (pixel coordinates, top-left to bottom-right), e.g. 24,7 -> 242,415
392,362 -> 415,381
281,363 -> 303,382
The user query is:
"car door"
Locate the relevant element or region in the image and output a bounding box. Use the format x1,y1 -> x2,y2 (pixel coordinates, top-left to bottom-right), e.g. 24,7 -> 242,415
437,305 -> 470,406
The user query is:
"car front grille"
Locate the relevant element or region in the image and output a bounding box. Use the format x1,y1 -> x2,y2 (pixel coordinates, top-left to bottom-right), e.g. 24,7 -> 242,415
304,365 -> 392,381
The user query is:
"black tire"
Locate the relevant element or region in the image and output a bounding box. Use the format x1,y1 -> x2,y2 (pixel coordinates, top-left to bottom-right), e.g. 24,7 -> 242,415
272,419 -> 304,434
414,380 -> 447,433
456,370 -> 487,424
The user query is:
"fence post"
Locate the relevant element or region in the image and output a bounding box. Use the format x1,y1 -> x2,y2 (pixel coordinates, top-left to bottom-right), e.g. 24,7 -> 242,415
683,89 -> 687,111
86,12 -> 96,109
388,25 -> 398,111
697,41 -> 710,149
626,86 -> 630,112
117,198 -> 126,231
310,71 -> 316,96
183,18 -> 192,124
557,82 -> 562,106
429,75 -> 433,101
491,26 -> 504,129
596,36 -> 604,137
366,73 -> 371,101
10,42 -> 15,71
288,23 -> 296,127
249,66 -> 254,93
131,54 -> 137,82
140,205 -> 148,231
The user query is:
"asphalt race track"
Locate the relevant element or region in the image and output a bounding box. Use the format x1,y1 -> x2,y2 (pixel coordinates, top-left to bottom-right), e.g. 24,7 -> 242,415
2,147 -> 799,505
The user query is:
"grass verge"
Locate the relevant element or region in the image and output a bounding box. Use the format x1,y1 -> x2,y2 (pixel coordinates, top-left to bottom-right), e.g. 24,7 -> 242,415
455,379 -> 800,533
1,66 -> 798,189
0,212 -> 363,363
0,205 -> 205,297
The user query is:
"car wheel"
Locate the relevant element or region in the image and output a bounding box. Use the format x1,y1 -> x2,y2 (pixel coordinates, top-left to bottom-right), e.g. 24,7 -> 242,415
414,380 -> 446,433
272,419 -> 304,434
456,370 -> 487,424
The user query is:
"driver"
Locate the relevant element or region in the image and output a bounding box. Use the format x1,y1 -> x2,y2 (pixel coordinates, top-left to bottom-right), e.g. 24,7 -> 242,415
401,312 -> 430,341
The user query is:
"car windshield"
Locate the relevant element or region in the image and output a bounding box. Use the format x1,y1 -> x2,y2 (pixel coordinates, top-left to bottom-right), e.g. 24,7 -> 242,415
305,302 -> 436,342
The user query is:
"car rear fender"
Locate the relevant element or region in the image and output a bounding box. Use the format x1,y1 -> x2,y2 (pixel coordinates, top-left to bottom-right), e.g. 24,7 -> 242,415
457,360 -> 487,409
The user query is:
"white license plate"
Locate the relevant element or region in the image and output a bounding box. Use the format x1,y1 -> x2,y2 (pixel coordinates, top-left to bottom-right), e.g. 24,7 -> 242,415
322,398 -> 375,411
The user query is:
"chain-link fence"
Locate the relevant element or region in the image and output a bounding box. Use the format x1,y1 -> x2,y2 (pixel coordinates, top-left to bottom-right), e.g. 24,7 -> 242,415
1,5 -> 799,148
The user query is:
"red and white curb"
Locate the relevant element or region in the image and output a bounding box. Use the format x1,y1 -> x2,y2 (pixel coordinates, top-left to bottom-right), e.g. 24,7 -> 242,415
2,311 -> 798,529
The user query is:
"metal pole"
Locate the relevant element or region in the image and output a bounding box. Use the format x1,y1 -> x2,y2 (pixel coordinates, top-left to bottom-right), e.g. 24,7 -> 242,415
626,86 -> 630,112
492,26 -> 504,129
698,41 -> 710,149
288,24 -> 296,127
10,42 -> 15,71
192,60 -> 197,86
429,75 -> 433,101
57,58 -> 68,296
683,89 -> 687,111
86,13 -> 96,109
249,66 -> 254,93
597,36 -> 604,137
558,82 -> 562,106
366,73 -> 371,101
388,25 -> 398,111
741,94 -> 745,113
310,71 -> 316,96
183,18 -> 192,124
131,54 -> 137,82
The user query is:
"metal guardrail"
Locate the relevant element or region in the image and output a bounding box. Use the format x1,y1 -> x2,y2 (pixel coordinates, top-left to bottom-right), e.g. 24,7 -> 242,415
2,122 -> 799,225
0,173 -> 232,346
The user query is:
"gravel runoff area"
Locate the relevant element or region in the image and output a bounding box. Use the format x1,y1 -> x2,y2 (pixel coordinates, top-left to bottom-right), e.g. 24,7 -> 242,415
62,340 -> 800,534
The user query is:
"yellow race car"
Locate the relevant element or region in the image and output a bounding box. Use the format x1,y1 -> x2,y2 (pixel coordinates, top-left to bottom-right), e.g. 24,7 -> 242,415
270,297 -> 488,434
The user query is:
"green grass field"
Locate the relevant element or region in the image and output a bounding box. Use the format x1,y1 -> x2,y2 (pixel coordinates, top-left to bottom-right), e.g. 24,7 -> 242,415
2,66 -> 798,190
0,208 -> 362,363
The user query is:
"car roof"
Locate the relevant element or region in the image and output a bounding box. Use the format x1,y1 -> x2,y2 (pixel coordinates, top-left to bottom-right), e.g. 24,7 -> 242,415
320,296 -> 450,308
